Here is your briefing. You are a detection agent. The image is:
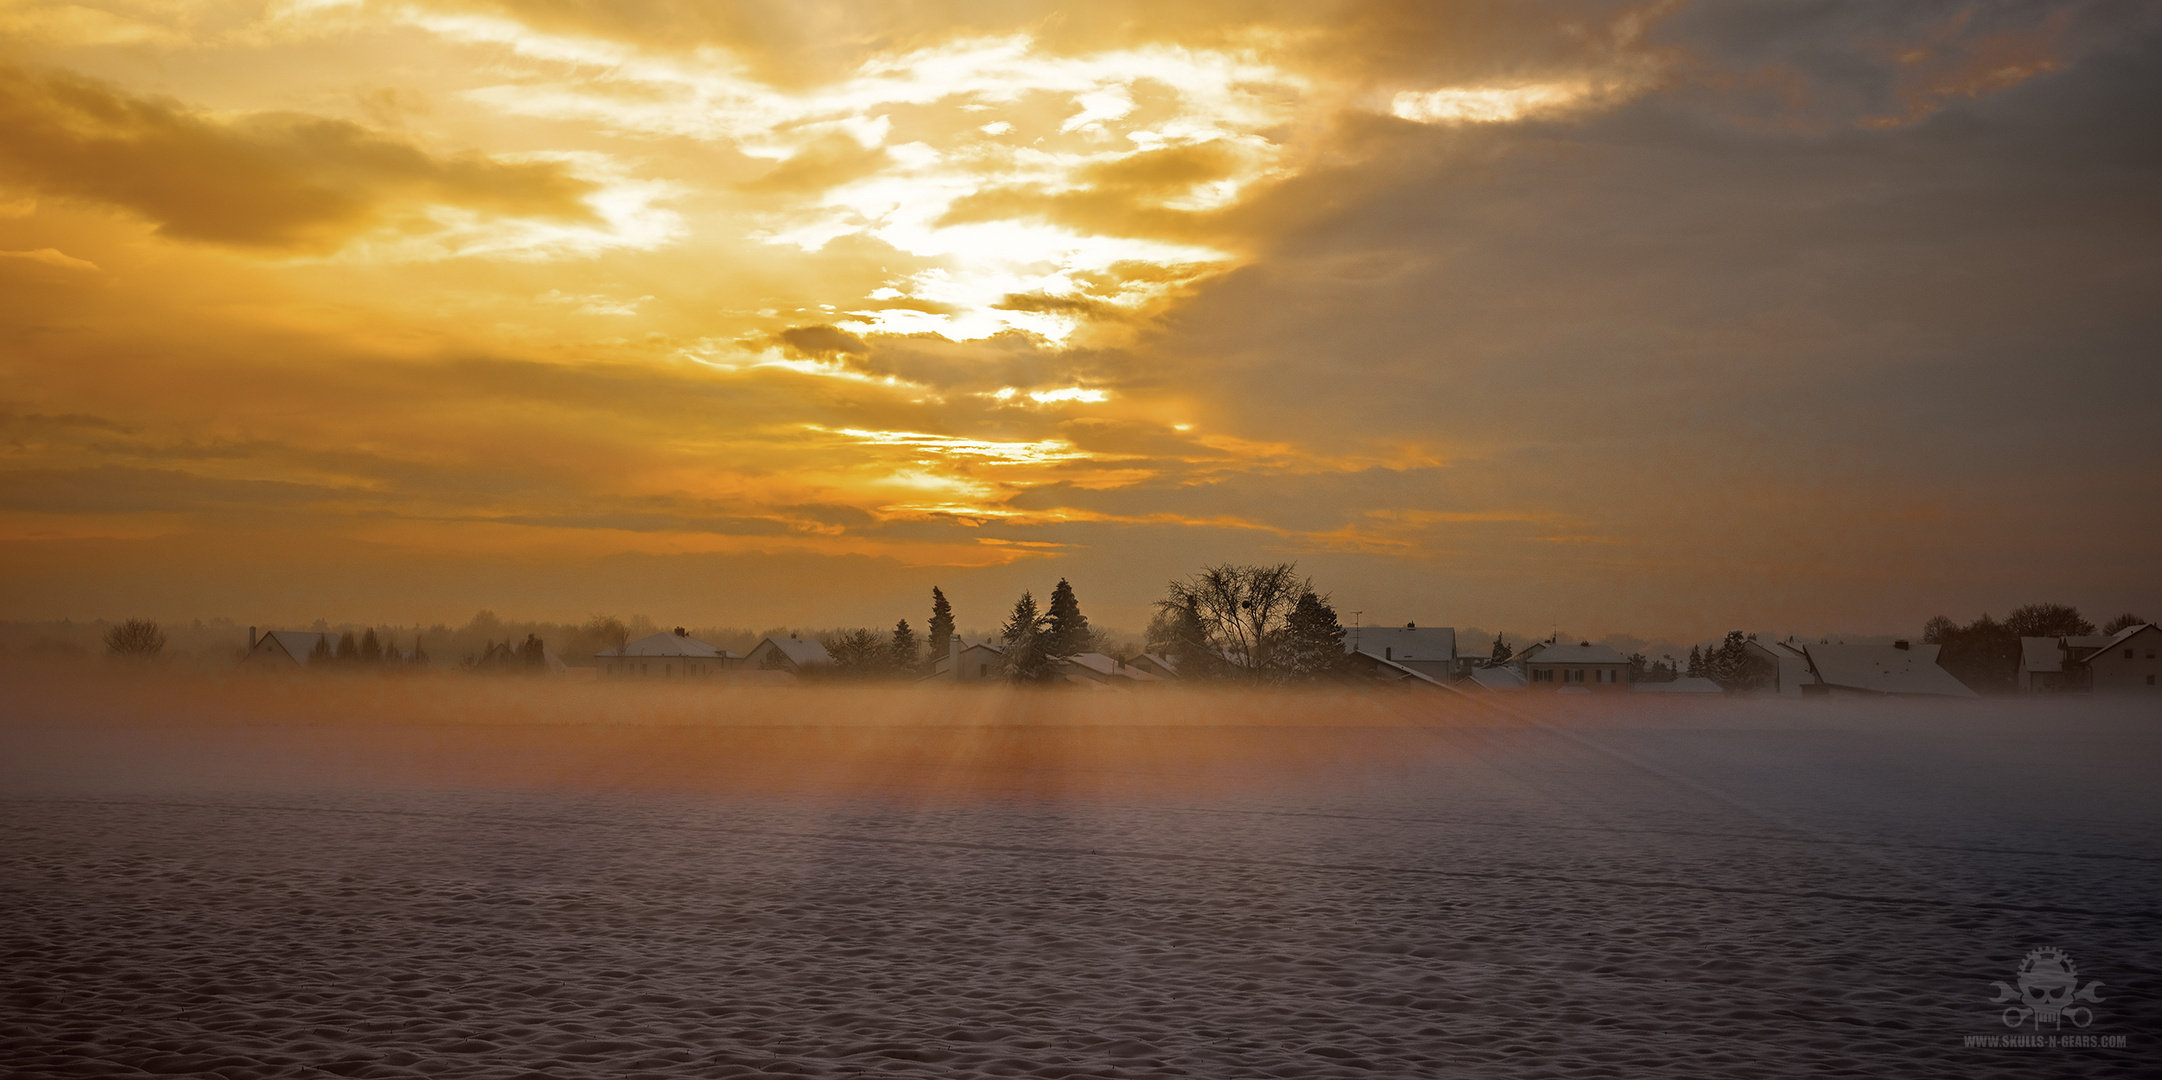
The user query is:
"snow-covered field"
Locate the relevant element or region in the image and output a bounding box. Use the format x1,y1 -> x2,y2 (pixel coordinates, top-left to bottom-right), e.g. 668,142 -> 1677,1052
2,676 -> 2156,1078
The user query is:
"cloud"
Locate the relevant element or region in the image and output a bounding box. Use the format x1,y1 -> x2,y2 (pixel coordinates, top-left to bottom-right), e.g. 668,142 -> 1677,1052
0,63 -> 602,252
774,324 -> 870,359
0,465 -> 352,514
0,247 -> 97,271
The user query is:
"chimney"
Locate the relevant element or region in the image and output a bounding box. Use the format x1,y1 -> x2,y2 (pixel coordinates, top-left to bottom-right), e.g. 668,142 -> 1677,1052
1894,640 -> 1911,650
674,626 -> 687,636
248,626 -> 257,650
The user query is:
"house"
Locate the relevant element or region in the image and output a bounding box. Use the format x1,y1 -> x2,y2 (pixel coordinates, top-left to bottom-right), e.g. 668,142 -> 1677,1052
922,639 -> 1005,681
2074,623 -> 2160,694
1742,637 -> 1816,696
1058,652 -> 1163,687
596,628 -> 738,678
743,634 -> 833,675
1122,652 -> 1180,679
2019,635 -> 2110,692
240,627 -> 340,668
1342,623 -> 1458,682
1634,676 -> 1725,695
1800,641 -> 1976,697
1518,641 -> 1631,691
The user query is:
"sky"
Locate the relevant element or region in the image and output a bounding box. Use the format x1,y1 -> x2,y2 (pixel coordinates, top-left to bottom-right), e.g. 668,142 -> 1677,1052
1,0 -> 2158,641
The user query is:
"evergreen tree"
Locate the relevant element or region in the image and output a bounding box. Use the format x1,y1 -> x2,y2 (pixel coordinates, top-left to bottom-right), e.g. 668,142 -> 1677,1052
818,629 -> 889,679
360,628 -> 383,663
1490,634 -> 1513,663
1685,644 -> 1702,678
308,635 -> 335,665
520,634 -> 546,669
999,591 -> 1056,682
409,637 -> 429,665
890,619 -> 918,671
1146,595 -> 1225,680
335,631 -> 360,663
926,587 -> 955,669
1043,578 -> 1092,657
1280,590 -> 1347,679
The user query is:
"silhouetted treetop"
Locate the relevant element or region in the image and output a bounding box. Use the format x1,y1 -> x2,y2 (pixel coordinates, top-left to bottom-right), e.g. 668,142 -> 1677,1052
104,619 -> 165,658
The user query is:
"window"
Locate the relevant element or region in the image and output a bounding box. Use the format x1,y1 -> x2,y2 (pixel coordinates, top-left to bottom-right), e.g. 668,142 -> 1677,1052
978,663 -> 988,677
2128,649 -> 2136,659
1385,647 -> 1393,660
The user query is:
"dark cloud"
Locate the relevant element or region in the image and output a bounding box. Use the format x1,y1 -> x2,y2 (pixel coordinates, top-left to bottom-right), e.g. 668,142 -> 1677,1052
0,64 -> 599,250
1653,0 -> 2162,130
0,466 -> 352,513
774,324 -> 870,358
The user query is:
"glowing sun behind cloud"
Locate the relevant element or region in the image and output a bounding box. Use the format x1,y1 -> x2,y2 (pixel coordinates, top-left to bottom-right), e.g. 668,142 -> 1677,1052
2,0 -> 2152,640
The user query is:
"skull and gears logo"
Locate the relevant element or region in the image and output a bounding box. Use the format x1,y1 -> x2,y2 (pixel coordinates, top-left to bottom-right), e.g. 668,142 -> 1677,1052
1990,948 -> 2105,1029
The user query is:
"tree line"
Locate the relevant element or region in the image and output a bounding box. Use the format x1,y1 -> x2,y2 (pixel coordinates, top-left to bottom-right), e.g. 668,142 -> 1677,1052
1924,603 -> 2144,694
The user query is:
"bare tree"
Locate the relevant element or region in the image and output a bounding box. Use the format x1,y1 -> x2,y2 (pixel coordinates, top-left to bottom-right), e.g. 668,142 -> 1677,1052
2004,603 -> 2095,638
104,619 -> 166,658
1155,563 -> 1311,681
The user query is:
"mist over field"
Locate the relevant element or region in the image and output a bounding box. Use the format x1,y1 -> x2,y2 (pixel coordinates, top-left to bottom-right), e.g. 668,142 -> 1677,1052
4,669 -> 2156,1077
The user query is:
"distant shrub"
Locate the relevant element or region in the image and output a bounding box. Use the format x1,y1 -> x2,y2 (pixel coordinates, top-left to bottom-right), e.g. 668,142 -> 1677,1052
105,619 -> 166,658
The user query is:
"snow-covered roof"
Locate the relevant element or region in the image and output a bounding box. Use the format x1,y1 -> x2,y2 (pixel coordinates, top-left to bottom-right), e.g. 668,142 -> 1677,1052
1803,642 -> 1976,697
1521,642 -> 1629,666
1745,638 -> 1810,660
2020,637 -> 2065,675
1342,625 -> 1456,664
1634,677 -> 1724,694
752,636 -> 833,667
596,631 -> 733,660
2079,623 -> 2156,661
257,630 -> 338,663
1055,652 -> 1158,678
1061,652 -> 1161,681
1467,666 -> 1526,690
2061,634 -> 2111,658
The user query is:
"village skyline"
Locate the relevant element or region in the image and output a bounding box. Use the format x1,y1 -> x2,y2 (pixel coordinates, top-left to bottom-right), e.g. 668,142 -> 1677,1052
4,3 -> 2158,647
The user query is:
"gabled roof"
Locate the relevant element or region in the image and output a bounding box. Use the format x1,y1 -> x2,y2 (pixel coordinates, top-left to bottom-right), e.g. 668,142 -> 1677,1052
2020,636 -> 2066,675
1634,677 -> 1724,694
1521,642 -> 1629,665
596,631 -> 733,660
2079,623 -> 2157,660
257,630 -> 339,663
1467,665 -> 1526,690
1060,652 -> 1160,681
751,636 -> 833,666
1342,625 -> 1457,663
1744,638 -> 1810,660
1803,642 -> 1976,697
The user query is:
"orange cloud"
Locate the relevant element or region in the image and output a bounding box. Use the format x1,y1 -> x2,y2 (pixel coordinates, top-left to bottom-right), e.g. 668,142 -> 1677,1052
0,63 -> 600,251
